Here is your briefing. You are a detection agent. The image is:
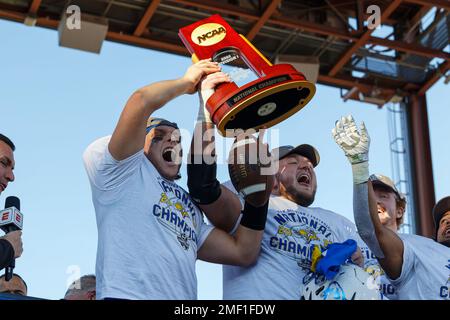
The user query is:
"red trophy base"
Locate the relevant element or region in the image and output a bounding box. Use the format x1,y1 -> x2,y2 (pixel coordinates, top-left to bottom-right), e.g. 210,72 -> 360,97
207,64 -> 315,136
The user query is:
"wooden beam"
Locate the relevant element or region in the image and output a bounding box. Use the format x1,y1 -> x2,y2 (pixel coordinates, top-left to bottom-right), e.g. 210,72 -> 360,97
418,60 -> 450,95
328,0 -> 403,76
133,0 -> 161,37
29,0 -> 42,15
246,0 -> 281,41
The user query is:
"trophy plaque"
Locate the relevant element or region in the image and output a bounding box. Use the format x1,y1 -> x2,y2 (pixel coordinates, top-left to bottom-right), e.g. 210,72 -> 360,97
179,14 -> 316,136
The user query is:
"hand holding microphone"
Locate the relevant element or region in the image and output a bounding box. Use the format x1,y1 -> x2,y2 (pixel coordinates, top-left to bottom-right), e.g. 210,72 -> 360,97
0,196 -> 24,281
1,231 -> 23,258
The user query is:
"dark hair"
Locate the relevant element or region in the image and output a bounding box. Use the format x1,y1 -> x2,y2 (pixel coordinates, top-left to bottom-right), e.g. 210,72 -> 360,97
0,134 -> 15,151
0,273 -> 28,291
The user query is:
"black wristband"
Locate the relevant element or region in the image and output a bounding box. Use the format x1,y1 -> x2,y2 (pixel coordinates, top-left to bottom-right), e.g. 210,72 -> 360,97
240,200 -> 269,231
187,158 -> 222,205
0,239 -> 14,270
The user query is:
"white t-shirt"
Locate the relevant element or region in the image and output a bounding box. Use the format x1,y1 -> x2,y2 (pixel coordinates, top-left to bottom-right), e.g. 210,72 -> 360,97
83,136 -> 214,300
222,182 -> 366,300
386,233 -> 450,300
361,247 -> 398,300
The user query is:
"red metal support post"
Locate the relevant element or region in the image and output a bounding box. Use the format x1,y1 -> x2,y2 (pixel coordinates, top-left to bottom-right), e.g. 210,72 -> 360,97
406,94 -> 436,237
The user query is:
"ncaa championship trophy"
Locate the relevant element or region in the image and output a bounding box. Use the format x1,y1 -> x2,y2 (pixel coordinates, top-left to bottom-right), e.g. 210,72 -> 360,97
179,14 -> 316,136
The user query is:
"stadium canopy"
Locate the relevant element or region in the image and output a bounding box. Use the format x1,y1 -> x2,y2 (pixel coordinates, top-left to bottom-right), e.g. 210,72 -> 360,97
0,0 -> 448,104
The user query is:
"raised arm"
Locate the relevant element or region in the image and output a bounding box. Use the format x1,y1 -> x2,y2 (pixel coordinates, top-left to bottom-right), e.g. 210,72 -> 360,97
197,126 -> 274,266
109,59 -> 220,161
333,115 -> 404,279
367,180 -> 404,278
187,72 -> 242,232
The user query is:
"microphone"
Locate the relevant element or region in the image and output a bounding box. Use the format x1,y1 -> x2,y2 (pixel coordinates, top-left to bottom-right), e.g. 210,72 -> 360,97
0,196 -> 23,281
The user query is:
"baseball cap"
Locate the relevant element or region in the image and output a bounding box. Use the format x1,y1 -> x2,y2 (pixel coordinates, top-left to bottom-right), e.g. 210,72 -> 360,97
146,117 -> 179,134
369,174 -> 406,203
432,196 -> 450,230
272,144 -> 320,167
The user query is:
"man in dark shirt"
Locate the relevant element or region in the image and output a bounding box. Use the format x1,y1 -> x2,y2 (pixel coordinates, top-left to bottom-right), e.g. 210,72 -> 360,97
0,134 -> 23,270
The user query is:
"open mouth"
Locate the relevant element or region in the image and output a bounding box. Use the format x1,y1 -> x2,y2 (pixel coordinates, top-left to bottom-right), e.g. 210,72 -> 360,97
443,227 -> 450,239
162,148 -> 177,163
297,172 -> 311,186
377,205 -> 387,215
0,183 -> 6,191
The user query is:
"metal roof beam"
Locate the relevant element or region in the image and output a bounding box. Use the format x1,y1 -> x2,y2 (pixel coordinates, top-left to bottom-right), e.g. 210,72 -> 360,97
318,74 -> 396,95
328,0 -> 403,77
342,86 -> 360,102
29,0 -> 41,15
108,31 -> 186,55
246,0 -> 281,41
402,6 -> 431,42
134,0 -> 161,37
418,60 -> 450,95
370,36 -> 450,60
404,0 -> 450,10
324,0 -> 355,31
164,0 -> 449,62
0,2 -> 447,95
166,0 -> 258,20
0,8 -> 186,55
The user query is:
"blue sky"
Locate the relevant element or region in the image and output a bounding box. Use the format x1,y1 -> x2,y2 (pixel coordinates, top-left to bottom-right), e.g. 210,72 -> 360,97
0,19 -> 448,300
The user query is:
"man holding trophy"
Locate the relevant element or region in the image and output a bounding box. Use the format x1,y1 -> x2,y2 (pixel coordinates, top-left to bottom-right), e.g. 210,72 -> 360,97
83,58 -> 273,300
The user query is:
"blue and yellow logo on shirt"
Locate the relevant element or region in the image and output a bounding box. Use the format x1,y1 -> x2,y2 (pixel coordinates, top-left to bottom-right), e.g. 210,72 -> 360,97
152,178 -> 199,251
269,209 -> 337,271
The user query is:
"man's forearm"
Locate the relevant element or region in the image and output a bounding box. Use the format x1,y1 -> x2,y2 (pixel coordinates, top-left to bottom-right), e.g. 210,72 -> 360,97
187,122 -> 243,231
354,181 -> 384,258
197,201 -> 268,267
333,116 -> 403,277
225,200 -> 268,266
187,121 -> 221,204
135,78 -> 190,115
232,226 -> 263,266
109,78 -> 190,160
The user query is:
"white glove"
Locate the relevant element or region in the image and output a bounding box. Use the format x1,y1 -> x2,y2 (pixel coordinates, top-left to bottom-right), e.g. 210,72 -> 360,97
332,115 -> 370,164
332,115 -> 370,184
197,88 -> 214,124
